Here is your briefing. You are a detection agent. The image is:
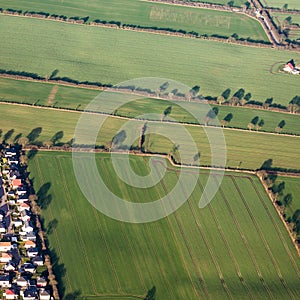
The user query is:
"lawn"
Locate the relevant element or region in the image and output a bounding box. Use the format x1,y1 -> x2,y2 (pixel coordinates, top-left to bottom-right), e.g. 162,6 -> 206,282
0,15 -> 299,105
1,77 -> 300,135
1,103 -> 300,170
0,0 -> 265,39
261,0 -> 300,10
28,152 -> 300,299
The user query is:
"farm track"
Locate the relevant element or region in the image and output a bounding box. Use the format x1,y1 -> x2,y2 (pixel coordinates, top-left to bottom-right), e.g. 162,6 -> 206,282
214,175 -> 274,298
34,156 -> 73,294
196,177 -> 254,299
248,177 -> 300,277
230,175 -> 295,299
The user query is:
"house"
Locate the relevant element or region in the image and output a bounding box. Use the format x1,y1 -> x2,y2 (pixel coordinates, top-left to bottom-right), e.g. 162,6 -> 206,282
36,277 -> 47,288
24,240 -> 36,249
12,179 -> 22,189
4,262 -> 16,271
32,256 -> 43,266
16,187 -> 27,196
0,222 -> 7,233
0,241 -> 12,252
17,194 -> 29,203
16,276 -> 28,287
22,221 -> 34,233
283,59 -> 300,74
19,203 -> 31,212
39,289 -> 51,300
0,252 -> 13,263
27,247 -> 38,258
20,232 -> 36,242
5,148 -> 17,157
12,218 -> 23,228
8,157 -> 19,165
0,275 -> 11,287
22,287 -> 38,300
7,190 -> 16,198
21,210 -> 31,222
4,289 -> 16,300
23,263 -> 36,274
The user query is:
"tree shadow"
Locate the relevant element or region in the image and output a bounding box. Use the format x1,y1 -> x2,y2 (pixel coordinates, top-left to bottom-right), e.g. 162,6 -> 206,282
27,127 -> 42,143
14,133 -> 22,143
37,182 -> 52,209
47,218 -> 58,235
51,131 -> 64,145
2,129 -> 14,143
27,148 -> 39,160
64,290 -> 82,300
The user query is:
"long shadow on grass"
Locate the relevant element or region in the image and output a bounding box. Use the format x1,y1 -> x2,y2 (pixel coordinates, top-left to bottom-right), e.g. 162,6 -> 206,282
37,182 -> 52,209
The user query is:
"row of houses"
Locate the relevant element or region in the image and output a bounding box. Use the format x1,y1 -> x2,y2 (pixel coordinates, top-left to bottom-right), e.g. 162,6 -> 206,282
0,147 -> 52,300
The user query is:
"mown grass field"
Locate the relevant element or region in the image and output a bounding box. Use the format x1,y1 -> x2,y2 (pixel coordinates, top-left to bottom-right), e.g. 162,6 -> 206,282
0,14 -> 299,105
1,103 -> 300,170
1,77 -> 300,135
28,152 -> 300,299
262,0 -> 300,10
0,0 -> 264,38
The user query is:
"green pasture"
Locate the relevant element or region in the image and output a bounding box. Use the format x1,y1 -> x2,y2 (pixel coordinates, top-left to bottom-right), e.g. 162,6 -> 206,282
275,176 -> 300,220
1,77 -> 300,135
0,0 -> 264,39
0,15 -> 298,105
1,103 -> 300,170
261,0 -> 300,10
28,152 -> 300,299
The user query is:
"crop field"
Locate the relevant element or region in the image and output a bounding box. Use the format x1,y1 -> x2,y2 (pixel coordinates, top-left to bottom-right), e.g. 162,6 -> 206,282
28,152 -> 300,299
261,0 -> 300,10
1,15 -> 300,105
0,0 -> 261,37
1,103 -> 300,170
272,13 -> 300,26
1,77 -> 300,135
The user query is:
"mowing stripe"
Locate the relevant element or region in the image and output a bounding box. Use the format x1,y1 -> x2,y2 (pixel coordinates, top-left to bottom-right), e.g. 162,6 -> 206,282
152,165 -> 207,298
172,173 -> 233,300
92,207 -> 123,293
99,159 -> 147,293
197,178 -> 254,299
230,175 -> 295,299
215,176 -> 274,299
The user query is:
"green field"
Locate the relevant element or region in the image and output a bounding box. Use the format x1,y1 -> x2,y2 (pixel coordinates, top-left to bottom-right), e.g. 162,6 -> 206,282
261,0 -> 300,10
28,152 -> 300,299
1,103 -> 300,170
275,176 -> 300,220
0,15 -> 299,105
0,0 -> 264,39
1,77 -> 300,135
272,13 -> 300,26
